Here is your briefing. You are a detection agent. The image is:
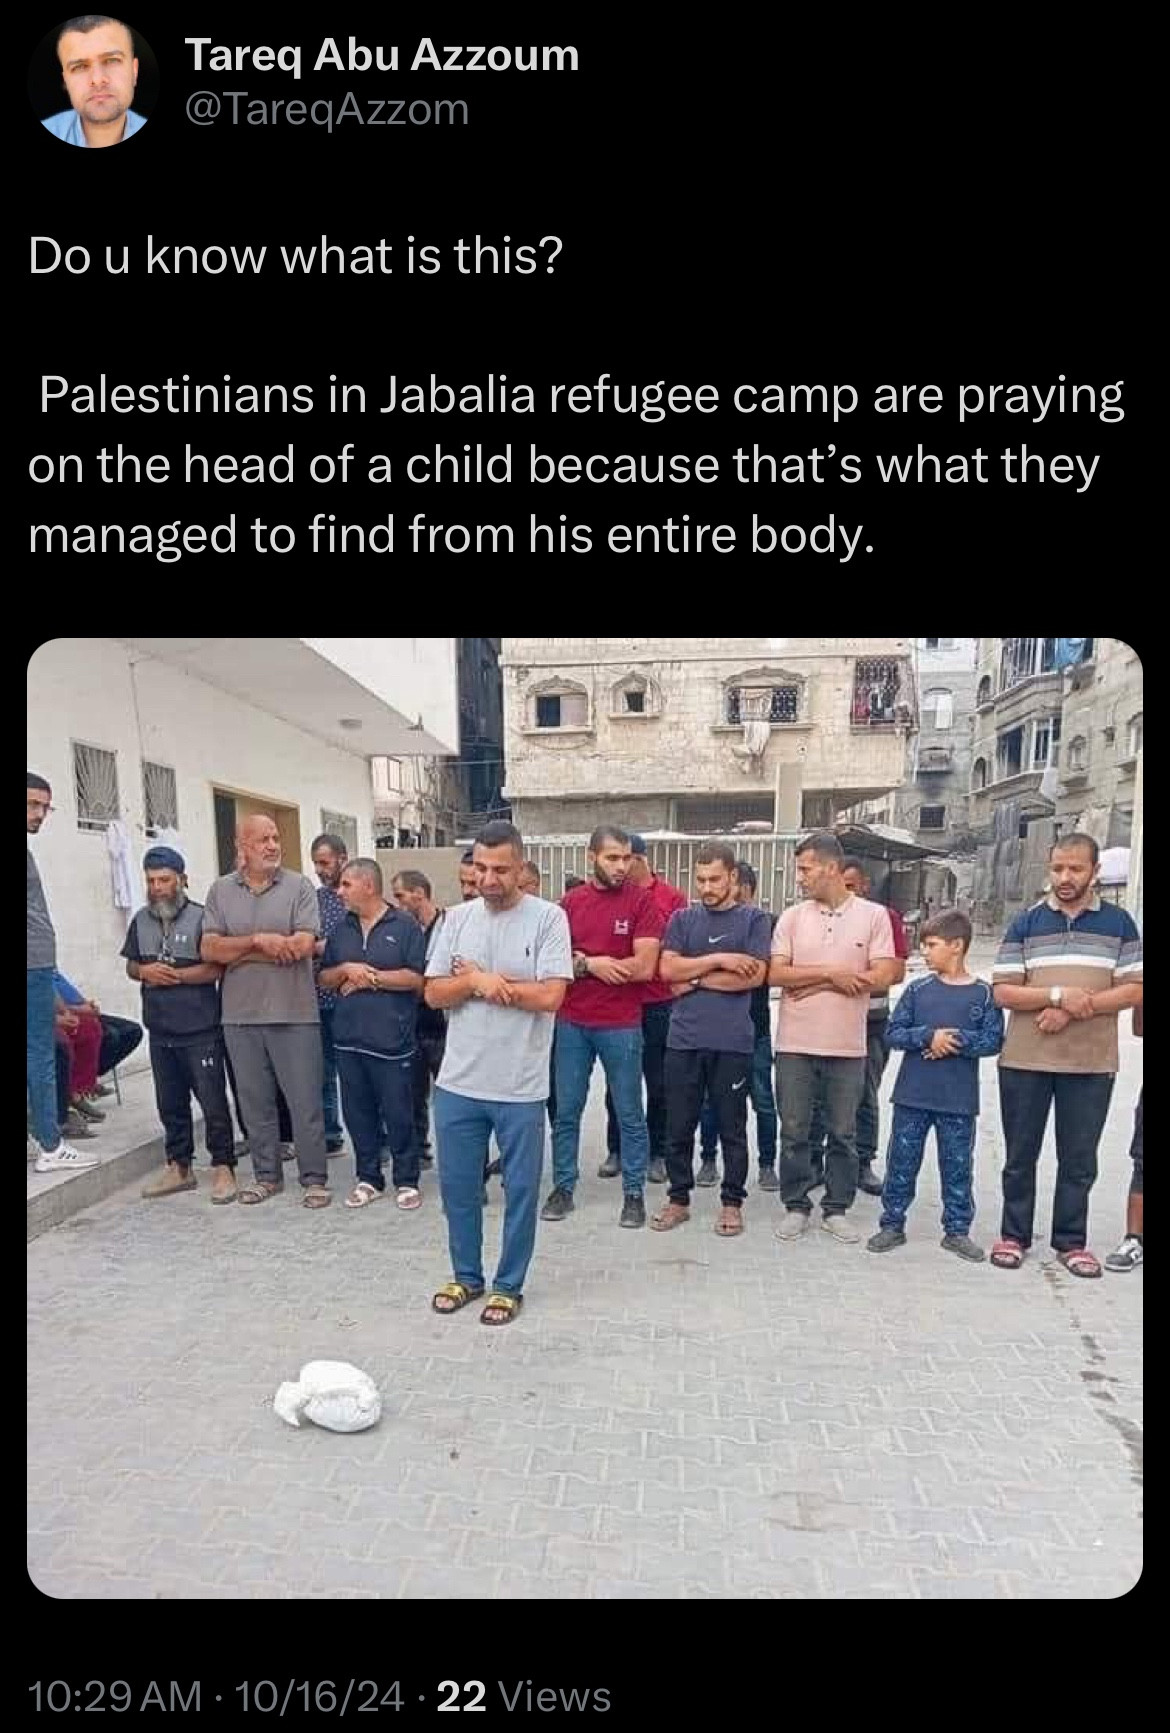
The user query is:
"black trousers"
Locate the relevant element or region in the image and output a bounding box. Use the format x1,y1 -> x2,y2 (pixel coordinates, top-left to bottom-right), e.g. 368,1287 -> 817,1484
1129,1090 -> 1143,1196
224,1044 -> 292,1143
98,1014 -> 143,1078
604,1000 -> 672,1164
998,1067 -> 1115,1252
664,1047 -> 752,1206
151,1035 -> 236,1167
412,1029 -> 447,1151
338,1047 -> 419,1191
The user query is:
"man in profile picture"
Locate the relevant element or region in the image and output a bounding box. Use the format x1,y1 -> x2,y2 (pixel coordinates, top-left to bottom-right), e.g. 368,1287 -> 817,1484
43,15 -> 145,148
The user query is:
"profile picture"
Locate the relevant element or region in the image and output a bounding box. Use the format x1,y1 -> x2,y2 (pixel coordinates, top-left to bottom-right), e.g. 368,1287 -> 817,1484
31,15 -> 159,149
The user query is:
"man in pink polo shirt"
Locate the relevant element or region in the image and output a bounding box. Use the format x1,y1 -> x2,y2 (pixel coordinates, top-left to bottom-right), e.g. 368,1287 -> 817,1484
769,833 -> 899,1244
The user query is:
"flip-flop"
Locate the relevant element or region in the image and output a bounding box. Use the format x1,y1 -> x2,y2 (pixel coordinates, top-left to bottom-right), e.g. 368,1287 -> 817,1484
302,1185 -> 332,1209
396,1187 -> 422,1211
238,1181 -> 283,1205
432,1282 -> 485,1315
990,1239 -> 1024,1269
480,1293 -> 523,1326
345,1182 -> 382,1209
650,1203 -> 691,1232
715,1206 -> 744,1237
1057,1248 -> 1102,1279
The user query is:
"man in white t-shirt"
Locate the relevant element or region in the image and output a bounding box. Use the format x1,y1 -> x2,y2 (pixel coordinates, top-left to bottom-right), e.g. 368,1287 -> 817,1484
425,821 -> 573,1326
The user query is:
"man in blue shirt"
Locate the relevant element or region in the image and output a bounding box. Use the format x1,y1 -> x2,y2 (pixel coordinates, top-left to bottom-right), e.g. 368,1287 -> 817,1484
652,843 -> 773,1237
320,858 -> 428,1211
42,16 -> 147,149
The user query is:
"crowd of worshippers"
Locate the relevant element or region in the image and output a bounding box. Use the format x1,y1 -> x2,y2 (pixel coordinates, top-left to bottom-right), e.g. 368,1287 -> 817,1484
27,771 -> 1144,1328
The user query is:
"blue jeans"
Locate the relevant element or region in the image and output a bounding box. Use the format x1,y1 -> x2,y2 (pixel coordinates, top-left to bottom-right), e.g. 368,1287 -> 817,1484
434,1088 -> 546,1298
553,1022 -> 648,1194
700,1033 -> 777,1165
27,968 -> 59,1149
881,1105 -> 977,1237
319,1005 -> 343,1143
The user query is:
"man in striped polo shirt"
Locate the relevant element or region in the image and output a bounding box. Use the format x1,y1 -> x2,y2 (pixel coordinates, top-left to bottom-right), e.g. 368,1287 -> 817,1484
990,834 -> 1143,1277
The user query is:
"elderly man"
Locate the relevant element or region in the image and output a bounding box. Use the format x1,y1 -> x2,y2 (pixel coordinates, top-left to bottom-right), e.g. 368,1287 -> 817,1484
321,859 -> 428,1210
27,771 -> 98,1173
122,847 -> 237,1201
201,815 -> 331,1208
42,15 -> 147,148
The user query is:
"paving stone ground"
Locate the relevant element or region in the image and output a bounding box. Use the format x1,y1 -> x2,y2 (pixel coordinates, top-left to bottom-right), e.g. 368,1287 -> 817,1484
28,970 -> 1142,1600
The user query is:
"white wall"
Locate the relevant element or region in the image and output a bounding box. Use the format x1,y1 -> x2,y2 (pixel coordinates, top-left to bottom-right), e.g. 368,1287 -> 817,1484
301,637 -> 458,750
27,638 -> 377,1040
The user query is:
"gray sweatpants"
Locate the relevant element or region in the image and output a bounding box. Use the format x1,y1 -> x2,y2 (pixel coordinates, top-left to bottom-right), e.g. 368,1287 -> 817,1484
224,1024 -> 327,1187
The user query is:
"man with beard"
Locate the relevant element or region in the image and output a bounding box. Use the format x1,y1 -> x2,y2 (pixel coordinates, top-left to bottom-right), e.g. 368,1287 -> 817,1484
311,833 -> 350,1156
543,825 -> 666,1229
43,16 -> 147,148
122,847 -> 237,1201
201,815 -> 331,1208
458,849 -> 481,902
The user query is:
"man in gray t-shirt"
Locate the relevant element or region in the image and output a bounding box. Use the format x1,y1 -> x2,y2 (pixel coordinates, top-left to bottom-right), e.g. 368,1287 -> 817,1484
201,814 -> 329,1205
425,822 -> 572,1325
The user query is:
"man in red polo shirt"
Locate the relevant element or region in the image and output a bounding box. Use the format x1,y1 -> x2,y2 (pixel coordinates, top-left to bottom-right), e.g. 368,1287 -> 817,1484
543,825 -> 666,1229
600,835 -> 688,1185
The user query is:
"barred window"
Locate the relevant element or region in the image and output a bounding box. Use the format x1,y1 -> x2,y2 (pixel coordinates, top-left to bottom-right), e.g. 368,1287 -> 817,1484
142,761 -> 178,834
726,684 -> 799,724
72,742 -> 120,832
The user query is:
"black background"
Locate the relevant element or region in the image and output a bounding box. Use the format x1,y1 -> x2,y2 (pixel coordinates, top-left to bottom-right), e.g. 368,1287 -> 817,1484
21,0 -> 1142,1700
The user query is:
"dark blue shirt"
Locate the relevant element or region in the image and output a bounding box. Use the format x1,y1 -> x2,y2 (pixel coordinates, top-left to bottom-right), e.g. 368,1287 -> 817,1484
322,906 -> 427,1057
663,903 -> 773,1054
315,884 -> 347,1011
887,975 -> 1004,1117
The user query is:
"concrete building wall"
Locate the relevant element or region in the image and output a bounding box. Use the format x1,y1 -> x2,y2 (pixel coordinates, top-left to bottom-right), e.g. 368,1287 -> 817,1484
27,638 -> 379,1040
502,636 -> 914,834
893,637 -> 979,852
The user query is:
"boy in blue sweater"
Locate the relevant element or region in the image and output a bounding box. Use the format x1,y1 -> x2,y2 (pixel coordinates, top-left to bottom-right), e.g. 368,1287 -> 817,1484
868,910 -> 1004,1261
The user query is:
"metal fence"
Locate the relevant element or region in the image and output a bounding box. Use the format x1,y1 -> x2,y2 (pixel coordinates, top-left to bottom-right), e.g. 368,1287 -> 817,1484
526,834 -> 801,914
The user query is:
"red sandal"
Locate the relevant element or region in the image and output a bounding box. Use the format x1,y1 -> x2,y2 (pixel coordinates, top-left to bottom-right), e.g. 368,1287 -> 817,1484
990,1239 -> 1024,1269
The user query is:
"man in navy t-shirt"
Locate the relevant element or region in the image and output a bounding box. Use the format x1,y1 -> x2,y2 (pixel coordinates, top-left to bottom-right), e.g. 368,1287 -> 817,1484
651,843 -> 772,1236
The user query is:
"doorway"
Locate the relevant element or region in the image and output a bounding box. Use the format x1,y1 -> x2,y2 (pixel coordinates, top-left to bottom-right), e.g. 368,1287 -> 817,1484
212,785 -> 303,875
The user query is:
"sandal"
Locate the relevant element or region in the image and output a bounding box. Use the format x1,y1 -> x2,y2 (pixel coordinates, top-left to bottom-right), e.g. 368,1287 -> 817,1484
396,1187 -> 422,1211
302,1185 -> 331,1209
1057,1248 -> 1102,1279
345,1181 -> 382,1209
432,1282 -> 485,1315
481,1293 -> 523,1327
990,1239 -> 1025,1269
238,1180 -> 283,1205
650,1202 -> 691,1232
715,1205 -> 744,1237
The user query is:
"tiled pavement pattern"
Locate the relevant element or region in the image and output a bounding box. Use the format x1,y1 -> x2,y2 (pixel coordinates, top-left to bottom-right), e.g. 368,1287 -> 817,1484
28,998 -> 1142,1600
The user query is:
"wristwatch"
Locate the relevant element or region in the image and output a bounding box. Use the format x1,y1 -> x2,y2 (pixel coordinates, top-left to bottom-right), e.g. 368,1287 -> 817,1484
1048,986 -> 1064,1007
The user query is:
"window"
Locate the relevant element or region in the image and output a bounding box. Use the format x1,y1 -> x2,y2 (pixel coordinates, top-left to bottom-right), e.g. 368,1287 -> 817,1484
1067,735 -> 1088,773
320,809 -> 359,857
72,742 -> 120,832
528,678 -> 591,730
999,637 -> 1057,692
142,761 -> 178,835
972,756 -> 989,790
919,805 -> 946,830
995,726 -> 1024,780
977,675 -> 993,707
675,795 -> 774,832
922,688 -> 954,729
610,670 -> 660,718
852,658 -> 907,725
1126,713 -> 1143,757
726,684 -> 800,724
1032,714 -> 1061,769
923,637 -> 955,650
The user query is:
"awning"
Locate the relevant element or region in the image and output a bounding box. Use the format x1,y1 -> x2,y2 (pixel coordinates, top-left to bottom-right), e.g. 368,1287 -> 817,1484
831,823 -> 936,862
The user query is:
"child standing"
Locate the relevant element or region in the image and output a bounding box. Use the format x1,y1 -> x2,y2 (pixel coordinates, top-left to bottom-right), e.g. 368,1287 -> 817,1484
868,910 -> 1004,1261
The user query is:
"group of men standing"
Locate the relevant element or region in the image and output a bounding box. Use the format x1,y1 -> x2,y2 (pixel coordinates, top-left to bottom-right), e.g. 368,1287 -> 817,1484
27,774 -> 1143,1323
